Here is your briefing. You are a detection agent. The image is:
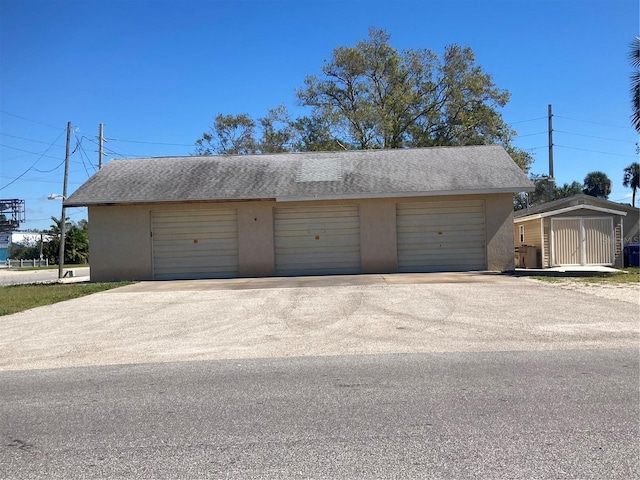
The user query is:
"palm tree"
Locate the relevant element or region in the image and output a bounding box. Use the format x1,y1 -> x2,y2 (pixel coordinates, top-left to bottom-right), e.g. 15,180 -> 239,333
631,37 -> 640,133
623,162 -> 640,207
583,171 -> 612,199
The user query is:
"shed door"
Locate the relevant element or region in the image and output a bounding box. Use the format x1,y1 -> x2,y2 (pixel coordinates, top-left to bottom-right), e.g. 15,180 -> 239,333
151,209 -> 239,280
551,218 -> 581,265
274,205 -> 360,276
552,217 -> 613,266
396,200 -> 486,272
584,218 -> 614,265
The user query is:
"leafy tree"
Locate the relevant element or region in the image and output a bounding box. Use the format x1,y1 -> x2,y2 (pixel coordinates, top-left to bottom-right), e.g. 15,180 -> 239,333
194,114 -> 258,155
554,181 -> 583,200
46,216 -> 89,265
513,176 -> 583,210
630,37 -> 640,133
623,161 -> 640,207
583,171 -> 612,199
194,28 -> 533,172
7,237 -> 40,260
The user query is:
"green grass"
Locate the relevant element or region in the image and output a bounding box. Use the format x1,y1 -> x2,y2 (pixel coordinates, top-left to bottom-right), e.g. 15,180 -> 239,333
0,282 -> 131,316
531,267 -> 640,284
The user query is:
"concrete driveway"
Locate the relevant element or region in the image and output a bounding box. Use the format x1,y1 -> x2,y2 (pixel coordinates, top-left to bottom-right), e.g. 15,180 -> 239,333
0,273 -> 638,371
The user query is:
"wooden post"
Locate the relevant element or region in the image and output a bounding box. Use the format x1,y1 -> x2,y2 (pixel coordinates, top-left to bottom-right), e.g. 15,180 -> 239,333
58,121 -> 71,279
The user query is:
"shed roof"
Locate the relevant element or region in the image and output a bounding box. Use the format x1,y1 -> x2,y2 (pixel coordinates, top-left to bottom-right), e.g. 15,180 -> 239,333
514,193 -> 637,219
65,145 -> 533,207
514,204 -> 628,223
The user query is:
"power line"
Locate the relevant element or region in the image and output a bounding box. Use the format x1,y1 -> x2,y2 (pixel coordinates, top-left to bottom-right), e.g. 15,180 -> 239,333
508,116 -> 547,125
0,132 -> 67,147
554,130 -> 636,144
554,115 -> 634,130
0,110 -> 63,129
516,131 -> 546,138
108,137 -> 193,147
555,144 -> 638,158
75,135 -> 97,177
0,143 -> 63,160
0,128 -> 67,191
81,136 -> 135,158
32,159 -> 65,174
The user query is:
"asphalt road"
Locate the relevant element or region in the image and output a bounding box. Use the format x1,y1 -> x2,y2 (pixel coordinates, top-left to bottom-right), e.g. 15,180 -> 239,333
0,266 -> 90,285
1,348 -> 638,479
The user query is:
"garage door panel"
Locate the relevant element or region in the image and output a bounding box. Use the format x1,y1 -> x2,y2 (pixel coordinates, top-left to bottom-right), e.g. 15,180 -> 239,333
397,200 -> 486,272
153,237 -> 239,248
397,235 -> 486,248
399,200 -> 484,210
276,210 -> 358,220
276,236 -> 360,253
398,216 -> 484,229
399,251 -> 486,262
276,250 -> 360,262
275,224 -> 360,238
274,205 -> 360,276
152,209 -> 239,280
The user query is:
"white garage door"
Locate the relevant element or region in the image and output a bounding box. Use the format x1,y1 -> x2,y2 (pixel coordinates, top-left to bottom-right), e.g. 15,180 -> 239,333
397,200 -> 486,272
551,217 -> 613,266
551,218 -> 581,265
152,209 -> 239,280
274,205 -> 360,276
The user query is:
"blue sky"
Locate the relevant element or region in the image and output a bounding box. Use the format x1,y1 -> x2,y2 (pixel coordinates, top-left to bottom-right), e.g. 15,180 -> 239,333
1,0 -> 638,231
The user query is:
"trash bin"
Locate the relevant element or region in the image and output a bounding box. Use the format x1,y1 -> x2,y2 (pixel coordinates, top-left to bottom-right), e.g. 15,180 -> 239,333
624,243 -> 640,267
518,245 -> 539,269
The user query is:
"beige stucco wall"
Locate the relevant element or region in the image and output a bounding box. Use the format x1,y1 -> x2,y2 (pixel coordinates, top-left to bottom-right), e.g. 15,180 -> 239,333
484,193 -> 516,271
86,192 -> 516,281
359,200 -> 397,273
237,202 -> 275,277
88,205 -> 153,282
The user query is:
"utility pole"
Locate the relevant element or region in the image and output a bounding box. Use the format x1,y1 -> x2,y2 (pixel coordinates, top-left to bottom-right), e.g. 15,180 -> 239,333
98,123 -> 104,170
58,121 -> 71,279
548,104 -> 555,200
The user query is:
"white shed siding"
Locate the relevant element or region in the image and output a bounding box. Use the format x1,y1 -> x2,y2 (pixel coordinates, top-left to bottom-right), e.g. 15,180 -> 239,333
274,205 -> 360,276
151,209 -> 239,280
396,200 -> 486,272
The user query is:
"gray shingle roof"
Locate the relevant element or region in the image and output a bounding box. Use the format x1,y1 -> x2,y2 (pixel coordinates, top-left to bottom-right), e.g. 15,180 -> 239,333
65,146 -> 534,207
513,193 -> 637,218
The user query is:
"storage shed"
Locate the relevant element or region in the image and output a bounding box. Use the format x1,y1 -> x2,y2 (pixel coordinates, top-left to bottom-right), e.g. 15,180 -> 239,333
65,146 -> 533,281
514,194 -> 639,268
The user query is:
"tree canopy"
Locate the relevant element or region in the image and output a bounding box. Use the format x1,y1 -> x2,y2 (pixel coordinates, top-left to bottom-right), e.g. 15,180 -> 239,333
623,161 -> 640,207
582,171 -> 612,199
8,217 -> 89,265
513,175 -> 583,210
194,28 -> 532,172
630,37 -> 640,133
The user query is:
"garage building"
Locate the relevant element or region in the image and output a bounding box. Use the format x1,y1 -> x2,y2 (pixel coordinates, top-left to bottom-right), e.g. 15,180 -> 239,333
65,146 -> 533,281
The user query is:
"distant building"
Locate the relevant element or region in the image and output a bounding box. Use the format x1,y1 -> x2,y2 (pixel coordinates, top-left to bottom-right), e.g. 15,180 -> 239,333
0,231 -> 53,263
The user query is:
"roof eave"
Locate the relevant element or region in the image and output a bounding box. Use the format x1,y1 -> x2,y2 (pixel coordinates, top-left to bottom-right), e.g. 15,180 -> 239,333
514,204 -> 628,222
